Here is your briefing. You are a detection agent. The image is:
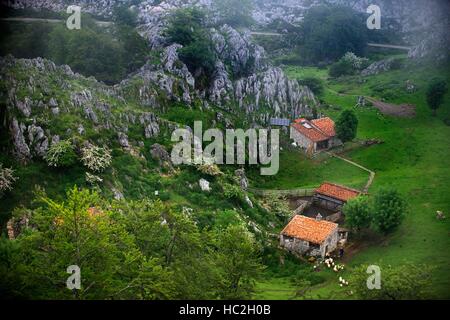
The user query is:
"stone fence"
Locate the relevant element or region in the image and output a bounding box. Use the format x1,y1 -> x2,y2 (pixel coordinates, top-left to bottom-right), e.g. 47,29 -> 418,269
248,187 -> 316,197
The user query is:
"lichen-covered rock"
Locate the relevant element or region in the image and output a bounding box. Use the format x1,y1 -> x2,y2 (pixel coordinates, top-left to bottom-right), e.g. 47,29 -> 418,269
150,143 -> 172,169
361,59 -> 395,76
235,168 -> 249,190
118,132 -> 130,148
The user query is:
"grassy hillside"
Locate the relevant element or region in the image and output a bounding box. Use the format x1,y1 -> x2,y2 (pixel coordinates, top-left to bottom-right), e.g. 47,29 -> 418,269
252,59 -> 450,299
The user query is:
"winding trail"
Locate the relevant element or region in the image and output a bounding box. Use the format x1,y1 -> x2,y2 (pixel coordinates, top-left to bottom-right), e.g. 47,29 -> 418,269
326,152 -> 375,193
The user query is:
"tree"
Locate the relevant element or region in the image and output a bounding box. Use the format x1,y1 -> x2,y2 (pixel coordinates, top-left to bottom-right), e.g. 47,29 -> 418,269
2,188 -> 176,300
426,79 -> 448,116
213,0 -> 255,28
343,196 -> 371,232
299,6 -> 368,64
213,225 -> 264,299
165,8 -> 217,85
350,263 -> 433,300
372,188 -> 406,234
336,110 -> 358,142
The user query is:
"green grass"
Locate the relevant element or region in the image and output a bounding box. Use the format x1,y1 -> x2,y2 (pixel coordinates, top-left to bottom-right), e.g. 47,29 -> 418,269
254,60 -> 450,299
248,149 -> 369,190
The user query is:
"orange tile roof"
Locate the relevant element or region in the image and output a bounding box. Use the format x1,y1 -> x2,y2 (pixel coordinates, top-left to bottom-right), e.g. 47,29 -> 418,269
311,117 -> 336,137
291,118 -> 336,143
315,182 -> 361,202
281,215 -> 338,244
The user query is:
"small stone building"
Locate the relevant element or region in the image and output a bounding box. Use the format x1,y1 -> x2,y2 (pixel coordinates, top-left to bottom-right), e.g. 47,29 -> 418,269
313,182 -> 362,211
290,117 -> 340,154
280,215 -> 339,258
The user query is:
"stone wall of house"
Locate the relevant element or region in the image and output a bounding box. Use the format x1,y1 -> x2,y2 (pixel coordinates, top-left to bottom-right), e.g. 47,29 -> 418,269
290,126 -> 313,150
319,229 -> 339,257
280,234 -> 310,254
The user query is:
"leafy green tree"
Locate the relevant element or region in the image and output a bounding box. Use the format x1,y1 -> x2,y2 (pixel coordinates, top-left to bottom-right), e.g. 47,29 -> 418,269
343,196 -> 371,231
4,187 -> 173,299
299,6 -> 368,64
213,0 -> 255,27
336,110 -> 358,142
372,188 -> 406,234
350,263 -> 433,300
165,8 -> 217,84
113,199 -> 219,299
213,225 -> 264,299
426,79 -> 448,116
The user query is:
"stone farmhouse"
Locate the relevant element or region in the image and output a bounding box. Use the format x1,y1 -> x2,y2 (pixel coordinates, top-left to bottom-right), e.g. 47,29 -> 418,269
280,215 -> 339,258
290,117 -> 341,154
314,182 -> 362,211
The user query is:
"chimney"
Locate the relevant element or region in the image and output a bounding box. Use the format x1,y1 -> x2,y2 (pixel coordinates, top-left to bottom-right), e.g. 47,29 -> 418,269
316,213 -> 323,221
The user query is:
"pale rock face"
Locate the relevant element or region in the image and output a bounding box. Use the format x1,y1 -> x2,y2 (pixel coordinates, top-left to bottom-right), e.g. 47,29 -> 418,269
118,132 -> 130,148
112,188 -> 125,201
245,195 -> 254,208
361,59 -> 395,76
28,124 -> 48,157
10,118 -> 31,162
199,178 -> 211,192
235,168 -> 249,190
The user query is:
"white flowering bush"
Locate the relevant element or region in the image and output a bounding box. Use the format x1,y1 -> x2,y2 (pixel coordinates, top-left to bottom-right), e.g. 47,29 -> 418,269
81,144 -> 112,173
197,163 -> 223,176
44,140 -> 77,168
0,164 -> 17,195
342,52 -> 369,70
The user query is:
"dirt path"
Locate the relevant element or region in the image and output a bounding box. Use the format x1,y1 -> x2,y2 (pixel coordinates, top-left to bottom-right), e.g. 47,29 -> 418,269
327,152 -> 375,193
366,97 -> 416,118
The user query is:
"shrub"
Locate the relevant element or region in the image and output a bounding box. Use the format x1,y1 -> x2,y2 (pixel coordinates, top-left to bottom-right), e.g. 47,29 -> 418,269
223,183 -> 242,200
329,58 -> 354,77
197,163 -> 223,176
297,77 -> 324,96
390,57 -> 404,70
426,78 -> 448,116
0,164 -> 17,195
329,52 -> 368,78
336,110 -> 358,142
44,140 -> 78,168
81,144 -> 112,173
341,52 -> 369,70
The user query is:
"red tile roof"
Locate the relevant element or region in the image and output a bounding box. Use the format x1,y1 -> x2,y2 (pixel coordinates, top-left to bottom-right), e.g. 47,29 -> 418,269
311,117 -> 336,137
281,215 -> 338,244
315,182 -> 361,202
291,117 -> 336,143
